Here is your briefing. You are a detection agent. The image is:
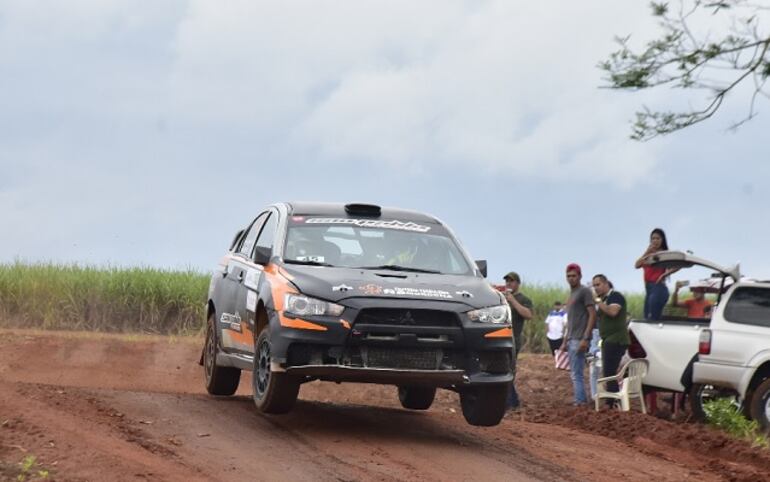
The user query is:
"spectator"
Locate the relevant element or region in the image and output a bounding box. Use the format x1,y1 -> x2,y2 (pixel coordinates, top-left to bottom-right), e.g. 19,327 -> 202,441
671,280 -> 713,318
559,263 -> 596,406
544,301 -> 567,354
634,228 -> 675,320
502,271 -> 533,410
592,274 -> 630,406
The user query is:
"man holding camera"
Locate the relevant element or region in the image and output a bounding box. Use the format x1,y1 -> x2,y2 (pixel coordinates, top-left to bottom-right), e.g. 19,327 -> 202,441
503,271 -> 533,409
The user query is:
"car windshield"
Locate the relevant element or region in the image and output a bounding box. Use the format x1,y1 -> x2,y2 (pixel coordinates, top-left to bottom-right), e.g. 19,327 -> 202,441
283,217 -> 472,275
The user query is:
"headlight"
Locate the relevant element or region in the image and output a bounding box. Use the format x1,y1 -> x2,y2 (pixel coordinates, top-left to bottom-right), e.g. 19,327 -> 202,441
467,304 -> 510,324
284,294 -> 344,317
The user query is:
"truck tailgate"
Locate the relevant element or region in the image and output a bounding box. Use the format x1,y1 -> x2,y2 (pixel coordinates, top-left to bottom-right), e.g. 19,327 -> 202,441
629,319 -> 708,391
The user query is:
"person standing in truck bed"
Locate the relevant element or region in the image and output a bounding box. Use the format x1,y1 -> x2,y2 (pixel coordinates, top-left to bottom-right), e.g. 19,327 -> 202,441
634,228 -> 675,320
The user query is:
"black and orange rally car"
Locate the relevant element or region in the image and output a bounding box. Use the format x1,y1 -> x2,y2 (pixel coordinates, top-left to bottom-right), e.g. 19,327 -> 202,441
201,202 -> 514,426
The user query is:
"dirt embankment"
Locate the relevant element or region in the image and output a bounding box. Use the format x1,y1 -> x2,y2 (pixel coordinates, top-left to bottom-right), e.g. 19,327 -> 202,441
1,330 -> 768,481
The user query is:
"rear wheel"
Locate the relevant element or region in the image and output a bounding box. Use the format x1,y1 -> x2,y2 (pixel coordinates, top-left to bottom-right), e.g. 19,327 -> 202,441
252,326 -> 300,414
203,315 -> 241,396
398,386 -> 436,410
460,384 -> 508,426
749,378 -> 770,434
689,383 -> 737,422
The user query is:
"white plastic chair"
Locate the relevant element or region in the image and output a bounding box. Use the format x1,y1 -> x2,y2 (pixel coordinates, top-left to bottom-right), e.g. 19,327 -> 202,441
594,359 -> 649,413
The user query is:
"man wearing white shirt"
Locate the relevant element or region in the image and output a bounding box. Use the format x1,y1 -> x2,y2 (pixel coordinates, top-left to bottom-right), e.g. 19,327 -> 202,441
544,301 -> 567,354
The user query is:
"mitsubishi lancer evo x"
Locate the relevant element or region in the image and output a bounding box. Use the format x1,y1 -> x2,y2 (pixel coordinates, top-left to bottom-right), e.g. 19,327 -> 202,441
200,202 -> 514,426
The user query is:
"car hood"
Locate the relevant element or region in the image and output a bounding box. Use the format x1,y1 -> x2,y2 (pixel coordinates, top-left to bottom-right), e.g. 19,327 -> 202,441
281,264 -> 502,309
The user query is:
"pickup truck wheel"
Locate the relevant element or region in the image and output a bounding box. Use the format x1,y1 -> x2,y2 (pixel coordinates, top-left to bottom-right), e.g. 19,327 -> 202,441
252,327 -> 299,414
690,383 -> 736,422
460,384 -> 508,426
749,378 -> 770,433
203,316 -> 241,396
398,386 -> 436,410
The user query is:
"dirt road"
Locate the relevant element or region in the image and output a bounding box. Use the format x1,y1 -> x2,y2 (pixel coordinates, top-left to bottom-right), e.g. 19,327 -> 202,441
1,330 -> 768,481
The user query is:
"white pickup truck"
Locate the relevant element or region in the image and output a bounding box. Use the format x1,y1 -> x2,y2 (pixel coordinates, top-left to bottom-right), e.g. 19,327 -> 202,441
692,280 -> 770,432
627,251 -> 743,414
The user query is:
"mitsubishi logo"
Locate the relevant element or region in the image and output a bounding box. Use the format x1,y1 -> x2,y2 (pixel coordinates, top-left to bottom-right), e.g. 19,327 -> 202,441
400,311 -> 416,325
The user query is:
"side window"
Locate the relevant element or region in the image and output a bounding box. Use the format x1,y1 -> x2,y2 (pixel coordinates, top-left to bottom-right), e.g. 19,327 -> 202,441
724,287 -> 770,328
254,212 -> 278,254
237,213 -> 267,257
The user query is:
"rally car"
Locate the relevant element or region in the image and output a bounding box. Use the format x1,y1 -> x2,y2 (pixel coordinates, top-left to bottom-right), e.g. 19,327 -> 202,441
201,202 -> 514,426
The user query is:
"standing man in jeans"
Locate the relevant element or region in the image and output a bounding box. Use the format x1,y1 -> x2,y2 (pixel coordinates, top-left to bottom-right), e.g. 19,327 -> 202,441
502,271 -> 533,410
559,263 -> 596,406
592,274 -> 629,406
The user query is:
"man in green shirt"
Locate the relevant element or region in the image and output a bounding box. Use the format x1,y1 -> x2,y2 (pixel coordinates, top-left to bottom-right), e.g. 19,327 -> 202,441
592,274 -> 629,401
503,271 -> 533,409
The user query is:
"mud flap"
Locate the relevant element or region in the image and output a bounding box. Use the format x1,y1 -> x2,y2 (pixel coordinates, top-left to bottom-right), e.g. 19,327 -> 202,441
679,354 -> 699,393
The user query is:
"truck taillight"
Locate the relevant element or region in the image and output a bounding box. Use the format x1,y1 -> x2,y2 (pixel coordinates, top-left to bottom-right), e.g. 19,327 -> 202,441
699,329 -> 712,355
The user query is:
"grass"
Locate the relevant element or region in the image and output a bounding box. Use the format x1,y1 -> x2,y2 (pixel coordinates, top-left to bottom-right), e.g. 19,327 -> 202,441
0,262 -> 208,335
0,262 -> 645,351
704,398 -> 769,449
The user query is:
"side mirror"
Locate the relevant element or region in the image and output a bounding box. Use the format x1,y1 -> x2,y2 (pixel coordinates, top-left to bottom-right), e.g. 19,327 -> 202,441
475,260 -> 488,278
230,229 -> 245,251
254,246 -> 272,266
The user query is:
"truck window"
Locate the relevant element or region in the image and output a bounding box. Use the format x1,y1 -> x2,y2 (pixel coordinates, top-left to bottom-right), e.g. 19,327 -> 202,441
723,287 -> 770,328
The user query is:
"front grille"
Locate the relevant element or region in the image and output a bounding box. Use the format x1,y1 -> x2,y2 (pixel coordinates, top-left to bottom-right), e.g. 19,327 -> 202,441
365,348 -> 442,370
356,308 -> 458,327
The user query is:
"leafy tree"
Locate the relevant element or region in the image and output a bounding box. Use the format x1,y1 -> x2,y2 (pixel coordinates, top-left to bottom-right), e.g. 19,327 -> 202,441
600,1 -> 770,140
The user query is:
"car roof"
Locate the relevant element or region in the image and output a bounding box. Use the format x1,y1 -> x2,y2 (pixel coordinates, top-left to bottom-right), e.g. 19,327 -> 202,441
284,202 -> 442,224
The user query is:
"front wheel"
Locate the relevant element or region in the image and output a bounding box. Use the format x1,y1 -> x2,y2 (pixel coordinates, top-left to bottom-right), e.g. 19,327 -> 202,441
398,386 -> 436,410
749,378 -> 770,434
460,384 -> 508,427
252,327 -> 300,414
689,383 -> 737,422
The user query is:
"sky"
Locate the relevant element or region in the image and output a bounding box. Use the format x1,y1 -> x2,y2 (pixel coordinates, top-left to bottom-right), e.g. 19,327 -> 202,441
1,0 -> 768,292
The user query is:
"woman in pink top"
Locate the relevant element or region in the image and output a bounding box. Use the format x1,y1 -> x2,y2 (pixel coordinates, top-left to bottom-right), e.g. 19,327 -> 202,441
634,228 -> 672,320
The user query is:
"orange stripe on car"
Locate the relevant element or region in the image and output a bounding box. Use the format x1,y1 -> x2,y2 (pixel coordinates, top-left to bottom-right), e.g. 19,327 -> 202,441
278,313 -> 327,331
484,327 -> 513,338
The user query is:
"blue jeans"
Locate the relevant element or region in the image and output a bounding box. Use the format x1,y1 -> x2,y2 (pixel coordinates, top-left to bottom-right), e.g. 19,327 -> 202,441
644,282 -> 669,320
568,339 -> 587,404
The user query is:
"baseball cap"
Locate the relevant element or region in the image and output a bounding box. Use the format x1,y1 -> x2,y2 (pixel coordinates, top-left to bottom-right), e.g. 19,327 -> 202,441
503,271 -> 521,283
566,263 -> 582,275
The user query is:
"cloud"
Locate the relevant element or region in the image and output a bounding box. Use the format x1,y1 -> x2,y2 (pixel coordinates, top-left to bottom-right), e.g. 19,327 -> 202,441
162,0 -> 664,187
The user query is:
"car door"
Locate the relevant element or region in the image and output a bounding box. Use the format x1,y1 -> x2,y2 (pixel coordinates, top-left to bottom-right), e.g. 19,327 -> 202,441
219,213 -> 268,353
233,210 -> 280,355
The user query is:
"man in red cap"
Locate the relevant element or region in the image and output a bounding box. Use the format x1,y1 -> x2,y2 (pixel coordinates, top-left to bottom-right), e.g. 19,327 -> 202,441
559,263 -> 596,406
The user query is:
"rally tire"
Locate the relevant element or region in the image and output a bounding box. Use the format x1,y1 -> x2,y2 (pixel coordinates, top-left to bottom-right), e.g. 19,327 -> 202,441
252,326 -> 300,414
749,378 -> 770,434
203,316 -> 241,396
460,384 -> 508,427
398,386 -> 436,410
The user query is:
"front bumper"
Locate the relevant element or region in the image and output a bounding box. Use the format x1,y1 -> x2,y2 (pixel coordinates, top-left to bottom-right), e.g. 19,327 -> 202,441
269,297 -> 514,387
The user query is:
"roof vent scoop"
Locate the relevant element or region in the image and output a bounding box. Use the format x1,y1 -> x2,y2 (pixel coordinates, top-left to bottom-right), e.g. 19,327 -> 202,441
344,203 -> 382,217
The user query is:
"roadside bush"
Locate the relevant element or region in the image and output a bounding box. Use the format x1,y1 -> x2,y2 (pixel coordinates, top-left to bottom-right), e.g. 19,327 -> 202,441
704,398 -> 769,449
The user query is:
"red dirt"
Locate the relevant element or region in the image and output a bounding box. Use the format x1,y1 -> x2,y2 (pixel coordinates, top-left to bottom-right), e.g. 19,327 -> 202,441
1,329 -> 768,481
